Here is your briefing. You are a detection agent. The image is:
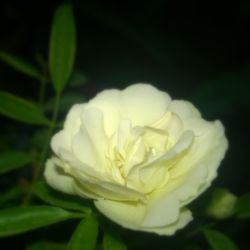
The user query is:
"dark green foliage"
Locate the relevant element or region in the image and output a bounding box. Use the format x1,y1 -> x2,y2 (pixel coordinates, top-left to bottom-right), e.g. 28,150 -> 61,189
0,1 -> 249,250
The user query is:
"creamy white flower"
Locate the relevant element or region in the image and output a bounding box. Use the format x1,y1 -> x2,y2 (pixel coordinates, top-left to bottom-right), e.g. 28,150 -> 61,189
44,84 -> 228,235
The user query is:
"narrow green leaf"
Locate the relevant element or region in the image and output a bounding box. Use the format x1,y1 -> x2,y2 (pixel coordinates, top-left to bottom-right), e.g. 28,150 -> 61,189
0,51 -> 42,79
33,181 -> 91,214
0,91 -> 49,125
103,232 -> 127,250
0,206 -> 83,237
67,217 -> 98,250
31,129 -> 49,149
49,3 -> 76,93
0,151 -> 33,174
26,241 -> 66,250
204,229 -> 238,250
0,187 -> 25,206
234,192 -> 250,219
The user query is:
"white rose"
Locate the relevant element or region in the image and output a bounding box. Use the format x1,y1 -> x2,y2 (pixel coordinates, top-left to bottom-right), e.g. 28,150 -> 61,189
44,84 -> 228,235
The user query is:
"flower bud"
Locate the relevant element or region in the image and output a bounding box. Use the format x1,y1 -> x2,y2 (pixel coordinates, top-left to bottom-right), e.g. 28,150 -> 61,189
206,188 -> 237,219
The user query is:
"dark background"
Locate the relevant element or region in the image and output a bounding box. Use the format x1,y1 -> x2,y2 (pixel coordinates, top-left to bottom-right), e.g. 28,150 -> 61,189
0,0 -> 250,249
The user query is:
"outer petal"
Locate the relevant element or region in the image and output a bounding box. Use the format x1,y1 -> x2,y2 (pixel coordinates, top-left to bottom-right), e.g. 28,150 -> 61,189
121,84 -> 171,126
94,199 -> 192,236
51,130 -> 71,155
87,89 -> 122,136
170,120 -> 228,179
142,208 -> 192,236
142,193 -> 180,227
87,84 -> 171,135
94,199 -> 146,229
64,104 -> 86,135
51,104 -> 86,157
167,120 -> 228,206
44,157 -> 75,195
168,100 -> 201,120
72,108 -> 108,169
80,108 -> 108,166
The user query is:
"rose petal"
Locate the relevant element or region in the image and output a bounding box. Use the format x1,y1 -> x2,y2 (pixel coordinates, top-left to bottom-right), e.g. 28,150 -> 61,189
170,120 -> 228,178
44,157 -> 75,195
79,181 -> 143,201
126,131 -> 194,192
51,130 -> 71,155
64,104 -> 86,135
142,193 -> 180,227
94,199 -> 145,229
167,121 -> 228,205
94,199 -> 192,236
122,84 -> 171,126
142,208 -> 193,235
168,100 -> 201,120
72,108 -> 108,169
87,89 -> 122,136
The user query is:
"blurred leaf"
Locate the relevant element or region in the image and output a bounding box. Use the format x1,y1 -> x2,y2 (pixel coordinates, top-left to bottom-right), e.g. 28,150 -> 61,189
0,151 -> 34,174
0,91 -> 49,125
45,93 -> 85,113
49,3 -> 76,93
0,51 -> 42,79
206,188 -> 237,220
204,229 -> 238,250
0,187 -> 25,207
67,216 -> 98,250
33,181 -> 91,214
234,192 -> 250,219
103,232 -> 127,250
0,206 -> 83,237
69,71 -> 88,87
191,68 -> 250,118
26,241 -> 66,250
31,129 -> 49,149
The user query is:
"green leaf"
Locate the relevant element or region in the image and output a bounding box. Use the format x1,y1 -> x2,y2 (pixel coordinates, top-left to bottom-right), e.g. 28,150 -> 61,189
33,181 -> 91,214
31,129 -> 49,149
0,151 -> 34,174
67,217 -> 98,250
103,232 -> 127,250
234,192 -> 250,219
44,93 -> 85,113
49,3 -> 76,93
0,51 -> 42,79
0,91 -> 49,125
204,229 -> 238,250
0,206 -> 83,237
0,187 -> 25,206
26,241 -> 66,250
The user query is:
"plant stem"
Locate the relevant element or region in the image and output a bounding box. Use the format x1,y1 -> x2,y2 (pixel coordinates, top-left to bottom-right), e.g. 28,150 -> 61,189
23,91 -> 61,205
36,91 -> 60,178
37,54 -> 48,108
38,76 -> 48,108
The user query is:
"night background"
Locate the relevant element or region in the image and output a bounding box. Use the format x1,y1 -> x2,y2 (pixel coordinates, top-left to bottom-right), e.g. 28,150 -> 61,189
0,0 -> 250,249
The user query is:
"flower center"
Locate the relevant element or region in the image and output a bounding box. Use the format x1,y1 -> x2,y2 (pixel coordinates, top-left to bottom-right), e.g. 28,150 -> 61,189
106,119 -> 172,185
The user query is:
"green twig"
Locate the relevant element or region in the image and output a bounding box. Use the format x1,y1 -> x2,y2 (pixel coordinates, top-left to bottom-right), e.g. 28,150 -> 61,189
37,54 -> 49,108
23,92 -> 61,205
38,76 -> 48,108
